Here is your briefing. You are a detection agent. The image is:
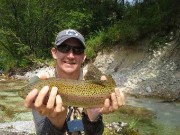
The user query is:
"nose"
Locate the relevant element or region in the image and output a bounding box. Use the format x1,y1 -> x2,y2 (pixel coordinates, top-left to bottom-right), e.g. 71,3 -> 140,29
66,50 -> 75,58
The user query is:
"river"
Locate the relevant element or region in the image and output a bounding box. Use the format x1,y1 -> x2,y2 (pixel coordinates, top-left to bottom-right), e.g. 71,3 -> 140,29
125,96 -> 180,135
0,77 -> 179,135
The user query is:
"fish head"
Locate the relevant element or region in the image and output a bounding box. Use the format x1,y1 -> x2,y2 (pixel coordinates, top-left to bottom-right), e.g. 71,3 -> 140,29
18,76 -> 40,99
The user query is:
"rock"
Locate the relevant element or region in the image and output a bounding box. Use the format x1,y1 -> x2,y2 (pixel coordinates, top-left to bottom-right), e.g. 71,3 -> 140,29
0,79 -> 6,81
105,121 -> 128,133
145,86 -> 152,93
12,75 -> 28,80
0,121 -> 35,135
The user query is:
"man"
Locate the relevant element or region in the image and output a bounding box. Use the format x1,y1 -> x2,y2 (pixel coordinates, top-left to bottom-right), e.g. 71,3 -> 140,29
24,29 -> 125,135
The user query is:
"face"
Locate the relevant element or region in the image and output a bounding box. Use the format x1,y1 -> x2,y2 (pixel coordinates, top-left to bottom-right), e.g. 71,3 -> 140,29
51,38 -> 86,77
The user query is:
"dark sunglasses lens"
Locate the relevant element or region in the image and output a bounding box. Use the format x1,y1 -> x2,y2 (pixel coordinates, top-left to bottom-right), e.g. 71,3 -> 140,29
73,47 -> 84,55
57,45 -> 70,53
57,44 -> 84,55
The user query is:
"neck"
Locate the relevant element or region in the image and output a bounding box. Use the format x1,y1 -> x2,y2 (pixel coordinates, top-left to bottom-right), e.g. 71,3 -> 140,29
55,65 -> 80,80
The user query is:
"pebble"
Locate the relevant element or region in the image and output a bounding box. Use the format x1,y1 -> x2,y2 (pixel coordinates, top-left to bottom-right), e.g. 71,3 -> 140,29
106,122 -> 128,133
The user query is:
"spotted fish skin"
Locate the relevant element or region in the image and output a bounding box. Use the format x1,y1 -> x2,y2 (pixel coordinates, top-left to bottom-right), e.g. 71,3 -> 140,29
19,64 -> 116,108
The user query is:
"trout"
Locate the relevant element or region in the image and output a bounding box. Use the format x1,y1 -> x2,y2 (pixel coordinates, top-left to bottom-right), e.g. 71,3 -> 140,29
19,64 -> 116,108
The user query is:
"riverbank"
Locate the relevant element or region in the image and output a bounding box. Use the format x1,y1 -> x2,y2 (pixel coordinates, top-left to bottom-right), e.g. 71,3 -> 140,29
93,37 -> 180,102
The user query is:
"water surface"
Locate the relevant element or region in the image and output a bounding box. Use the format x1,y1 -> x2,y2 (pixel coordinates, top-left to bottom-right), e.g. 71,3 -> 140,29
104,96 -> 180,135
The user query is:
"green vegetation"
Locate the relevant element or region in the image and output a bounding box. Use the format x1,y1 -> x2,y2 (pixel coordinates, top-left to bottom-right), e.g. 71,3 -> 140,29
0,0 -> 180,72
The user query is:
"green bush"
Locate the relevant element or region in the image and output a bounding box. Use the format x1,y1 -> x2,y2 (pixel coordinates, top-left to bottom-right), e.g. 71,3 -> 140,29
85,22 -> 140,58
85,30 -> 105,58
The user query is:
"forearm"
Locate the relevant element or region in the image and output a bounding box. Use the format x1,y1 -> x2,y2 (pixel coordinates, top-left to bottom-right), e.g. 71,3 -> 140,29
32,110 -> 66,135
48,114 -> 67,129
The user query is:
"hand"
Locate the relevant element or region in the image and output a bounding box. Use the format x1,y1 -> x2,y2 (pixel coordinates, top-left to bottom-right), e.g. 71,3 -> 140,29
86,76 -> 125,121
99,87 -> 125,114
24,85 -> 67,128
85,88 -> 125,121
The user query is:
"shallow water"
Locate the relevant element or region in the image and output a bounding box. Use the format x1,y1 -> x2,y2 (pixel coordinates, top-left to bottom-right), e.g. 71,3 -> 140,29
0,77 -> 32,123
103,96 -> 180,135
126,96 -> 180,135
0,77 -> 179,135
126,96 -> 180,127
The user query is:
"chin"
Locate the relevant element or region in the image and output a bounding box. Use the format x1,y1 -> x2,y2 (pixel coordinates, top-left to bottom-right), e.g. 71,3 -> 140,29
64,63 -> 76,68
65,67 -> 76,72
59,62 -> 80,74
63,65 -> 78,73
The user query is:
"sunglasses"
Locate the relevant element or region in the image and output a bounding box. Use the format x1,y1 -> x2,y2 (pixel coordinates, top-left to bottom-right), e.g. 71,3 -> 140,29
56,43 -> 85,55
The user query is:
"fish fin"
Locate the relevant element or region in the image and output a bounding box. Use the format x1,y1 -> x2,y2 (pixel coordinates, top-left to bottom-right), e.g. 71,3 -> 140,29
84,63 -> 103,80
90,75 -> 116,87
105,75 -> 116,87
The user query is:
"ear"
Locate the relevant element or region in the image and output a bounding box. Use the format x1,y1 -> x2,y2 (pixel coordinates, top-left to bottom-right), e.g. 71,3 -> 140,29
83,54 -> 86,63
51,48 -> 58,59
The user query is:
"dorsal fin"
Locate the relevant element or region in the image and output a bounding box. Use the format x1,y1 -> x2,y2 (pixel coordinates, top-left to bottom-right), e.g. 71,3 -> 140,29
84,63 -> 103,80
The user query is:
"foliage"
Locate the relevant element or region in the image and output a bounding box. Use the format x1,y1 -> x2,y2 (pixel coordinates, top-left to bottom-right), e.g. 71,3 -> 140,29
0,0 -> 179,71
0,29 -> 31,71
85,22 -> 140,58
85,30 -> 106,58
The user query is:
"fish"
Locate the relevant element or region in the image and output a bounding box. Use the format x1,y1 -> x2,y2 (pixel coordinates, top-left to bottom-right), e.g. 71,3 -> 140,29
19,64 -> 116,108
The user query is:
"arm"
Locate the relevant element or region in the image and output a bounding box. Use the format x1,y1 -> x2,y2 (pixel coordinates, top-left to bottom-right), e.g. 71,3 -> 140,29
24,77 -> 68,135
32,109 -> 66,135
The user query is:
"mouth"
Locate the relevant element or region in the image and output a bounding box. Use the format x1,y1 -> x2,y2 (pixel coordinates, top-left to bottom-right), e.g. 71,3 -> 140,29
64,61 -> 76,65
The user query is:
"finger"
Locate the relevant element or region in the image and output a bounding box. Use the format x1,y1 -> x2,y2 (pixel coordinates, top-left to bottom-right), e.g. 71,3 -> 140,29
35,86 -> 49,108
115,88 -> 125,106
111,92 -> 119,110
100,98 -> 110,114
120,90 -> 125,105
101,75 -> 107,81
46,87 -> 58,110
55,95 -> 63,113
25,89 -> 38,108
50,95 -> 64,118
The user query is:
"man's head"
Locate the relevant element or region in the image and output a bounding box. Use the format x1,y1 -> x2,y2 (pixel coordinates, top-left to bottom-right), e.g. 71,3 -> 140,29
54,29 -> 85,48
51,29 -> 86,79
